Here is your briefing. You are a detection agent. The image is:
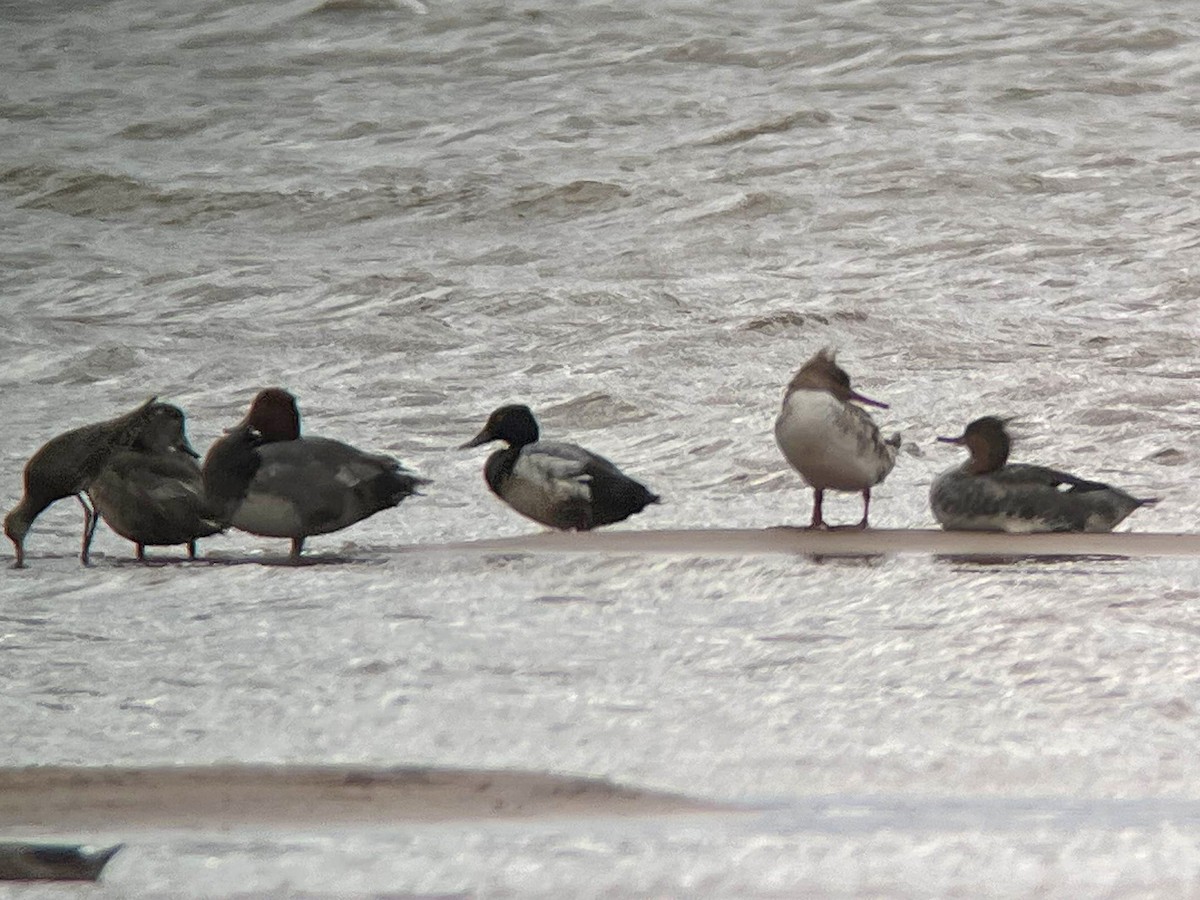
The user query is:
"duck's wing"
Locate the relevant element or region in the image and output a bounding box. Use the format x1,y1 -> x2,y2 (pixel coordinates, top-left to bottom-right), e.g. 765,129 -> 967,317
100,453 -> 203,505
242,437 -> 422,535
986,463 -> 1149,531
533,442 -> 660,525
251,438 -> 391,486
844,404 -> 900,466
513,442 -> 595,503
989,463 -> 1114,494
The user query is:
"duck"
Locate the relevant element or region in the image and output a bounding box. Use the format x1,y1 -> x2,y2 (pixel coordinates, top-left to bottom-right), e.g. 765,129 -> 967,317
930,416 -> 1157,532
214,388 -> 426,559
4,398 -> 194,567
0,842 -> 123,882
774,349 -> 900,529
460,404 -> 660,530
85,416 -> 264,562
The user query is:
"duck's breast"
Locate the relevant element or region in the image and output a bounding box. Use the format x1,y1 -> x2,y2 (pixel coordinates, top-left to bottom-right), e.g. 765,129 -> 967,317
774,391 -> 894,491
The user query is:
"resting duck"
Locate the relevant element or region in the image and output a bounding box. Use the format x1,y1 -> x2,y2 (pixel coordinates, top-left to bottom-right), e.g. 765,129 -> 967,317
931,416 -> 1157,532
86,415 -> 264,562
215,388 -> 426,559
460,404 -> 659,530
774,349 -> 900,529
4,398 -> 193,567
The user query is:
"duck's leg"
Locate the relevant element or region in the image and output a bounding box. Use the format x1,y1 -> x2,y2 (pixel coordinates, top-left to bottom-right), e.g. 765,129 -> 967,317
854,488 -> 871,530
136,543 -> 146,562
289,537 -> 304,561
829,489 -> 873,531
808,489 -> 826,530
78,494 -> 97,566
187,540 -> 197,560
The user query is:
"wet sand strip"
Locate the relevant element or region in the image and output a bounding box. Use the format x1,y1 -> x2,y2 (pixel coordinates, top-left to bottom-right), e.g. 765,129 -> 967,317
405,528 -> 1200,560
0,766 -> 729,830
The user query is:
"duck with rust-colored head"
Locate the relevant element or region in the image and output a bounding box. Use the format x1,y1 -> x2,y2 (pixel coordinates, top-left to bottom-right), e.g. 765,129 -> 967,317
931,415 -> 1157,532
774,349 -> 900,529
213,388 -> 427,559
461,404 -> 659,531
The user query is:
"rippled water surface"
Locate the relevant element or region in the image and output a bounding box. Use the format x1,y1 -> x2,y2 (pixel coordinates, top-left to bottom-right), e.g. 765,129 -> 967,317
4,0 -> 1200,895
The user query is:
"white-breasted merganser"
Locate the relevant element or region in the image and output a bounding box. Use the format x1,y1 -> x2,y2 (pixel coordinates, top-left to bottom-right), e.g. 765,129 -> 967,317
214,388 -> 427,559
460,404 -> 659,530
774,349 -> 900,529
931,416 -> 1157,532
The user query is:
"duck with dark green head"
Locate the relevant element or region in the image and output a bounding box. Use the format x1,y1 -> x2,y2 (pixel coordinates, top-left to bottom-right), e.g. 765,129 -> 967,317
461,404 -> 659,531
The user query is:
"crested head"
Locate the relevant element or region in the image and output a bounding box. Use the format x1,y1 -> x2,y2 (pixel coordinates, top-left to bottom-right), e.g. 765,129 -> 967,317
785,348 -> 888,409
244,388 -> 301,442
460,404 -> 540,450
937,415 -> 1011,474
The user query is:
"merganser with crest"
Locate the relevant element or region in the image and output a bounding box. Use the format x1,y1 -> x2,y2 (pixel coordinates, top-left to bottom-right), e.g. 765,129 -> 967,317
213,388 -> 427,559
460,404 -> 660,530
774,349 -> 900,529
931,416 -> 1157,532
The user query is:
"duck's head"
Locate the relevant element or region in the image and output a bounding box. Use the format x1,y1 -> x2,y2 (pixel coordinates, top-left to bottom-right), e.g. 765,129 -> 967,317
937,415 -> 1011,474
3,507 -> 29,568
244,388 -> 301,442
110,395 -> 161,449
136,404 -> 200,458
786,348 -> 888,409
460,404 -> 540,450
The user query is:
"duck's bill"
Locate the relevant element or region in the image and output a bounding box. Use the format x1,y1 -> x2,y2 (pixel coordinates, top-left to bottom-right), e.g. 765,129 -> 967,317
458,429 -> 492,450
850,390 -> 888,409
177,437 -> 201,458
936,435 -> 965,445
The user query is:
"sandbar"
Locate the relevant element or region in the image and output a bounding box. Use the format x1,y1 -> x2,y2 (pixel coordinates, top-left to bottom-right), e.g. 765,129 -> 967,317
402,528 -> 1200,560
0,765 -> 729,830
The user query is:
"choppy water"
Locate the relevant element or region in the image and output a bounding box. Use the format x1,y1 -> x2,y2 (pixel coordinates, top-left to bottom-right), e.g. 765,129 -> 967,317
4,0 -> 1200,895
